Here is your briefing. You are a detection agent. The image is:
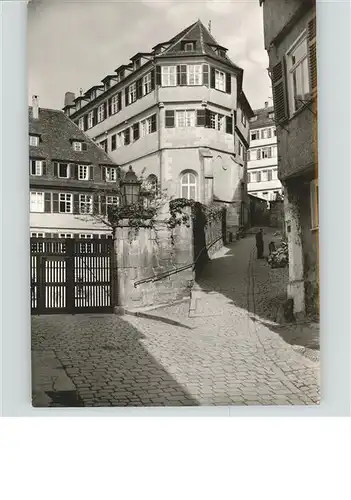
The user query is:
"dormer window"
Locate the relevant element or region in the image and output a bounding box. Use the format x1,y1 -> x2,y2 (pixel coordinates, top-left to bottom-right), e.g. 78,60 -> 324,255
134,59 -> 141,69
218,49 -> 226,57
29,135 -> 39,146
90,90 -> 96,101
72,141 -> 87,151
183,41 -> 195,52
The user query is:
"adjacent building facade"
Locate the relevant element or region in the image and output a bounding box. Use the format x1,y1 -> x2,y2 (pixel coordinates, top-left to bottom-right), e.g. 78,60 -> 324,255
247,103 -> 283,202
65,20 -> 254,237
29,96 -> 120,239
260,0 -> 318,316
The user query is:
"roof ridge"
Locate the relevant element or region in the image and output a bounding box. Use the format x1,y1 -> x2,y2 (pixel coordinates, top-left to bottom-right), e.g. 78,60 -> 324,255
198,20 -> 205,54
29,106 -> 65,113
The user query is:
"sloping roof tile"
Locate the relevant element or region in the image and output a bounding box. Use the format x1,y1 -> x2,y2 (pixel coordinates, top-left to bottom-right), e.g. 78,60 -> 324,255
28,107 -> 116,165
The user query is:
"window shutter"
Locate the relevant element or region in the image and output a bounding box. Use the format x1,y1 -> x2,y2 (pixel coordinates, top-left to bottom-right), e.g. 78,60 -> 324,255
133,123 -> 140,140
100,195 -> 106,216
124,128 -> 130,145
125,87 -> 129,106
93,108 -> 98,126
225,115 -> 233,134
53,162 -> 58,177
73,194 -> 80,214
307,16 -> 317,94
42,161 -> 47,176
150,69 -> 155,90
111,134 -> 117,150
210,67 -> 216,88
180,65 -> 187,85
267,170 -> 272,181
176,65 -> 181,85
196,109 -> 205,126
118,92 -> 122,111
103,101 -> 107,118
93,195 -> 99,215
225,73 -> 231,94
136,78 -> 143,99
156,66 -> 161,85
44,193 -> 51,213
165,110 -> 175,128
108,97 -> 112,116
83,115 -> 88,131
205,108 -> 211,128
257,149 -> 261,160
52,193 -> 59,213
89,165 -> 94,180
101,167 -> 106,181
202,64 -> 209,86
257,172 -> 261,182
150,114 -> 157,133
271,59 -> 288,123
72,164 -> 78,180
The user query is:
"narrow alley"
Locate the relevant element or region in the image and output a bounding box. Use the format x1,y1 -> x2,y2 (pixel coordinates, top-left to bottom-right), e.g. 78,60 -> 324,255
32,230 -> 320,407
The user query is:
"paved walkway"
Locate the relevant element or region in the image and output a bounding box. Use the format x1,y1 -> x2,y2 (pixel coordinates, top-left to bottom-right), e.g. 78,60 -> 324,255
32,230 -> 320,407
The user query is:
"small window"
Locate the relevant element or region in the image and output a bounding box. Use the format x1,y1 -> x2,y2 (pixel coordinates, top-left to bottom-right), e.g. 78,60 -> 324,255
184,42 -> 194,52
79,234 -> 93,239
249,115 -> 257,122
97,104 -> 105,123
31,232 -> 44,238
145,174 -> 158,195
29,135 -> 39,146
241,112 -> 247,127
180,172 -> 197,200
250,130 -> 259,141
78,117 -> 85,130
143,72 -> 152,95
79,194 -> 93,214
73,141 -> 82,151
134,59 -> 141,69
59,193 -> 72,213
87,111 -> 94,129
58,163 -> 69,178
161,66 -> 177,87
215,70 -> 225,91
105,167 -> 117,182
30,160 -> 43,176
128,82 -> 137,104
106,196 -> 120,215
30,192 -> 44,213
78,165 -> 90,181
59,233 -> 73,239
187,65 -> 202,85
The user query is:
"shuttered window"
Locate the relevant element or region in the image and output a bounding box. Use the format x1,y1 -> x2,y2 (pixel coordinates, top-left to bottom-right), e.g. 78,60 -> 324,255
286,34 -> 310,114
271,59 -> 288,123
165,110 -> 175,128
226,116 -> 233,134
307,17 -> 317,94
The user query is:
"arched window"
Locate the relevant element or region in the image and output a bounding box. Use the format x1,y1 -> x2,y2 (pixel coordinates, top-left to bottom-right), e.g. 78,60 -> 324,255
146,174 -> 158,194
180,172 -> 197,200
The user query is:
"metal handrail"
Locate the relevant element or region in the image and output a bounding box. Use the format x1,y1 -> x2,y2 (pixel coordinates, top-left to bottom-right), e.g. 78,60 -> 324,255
134,235 -> 223,287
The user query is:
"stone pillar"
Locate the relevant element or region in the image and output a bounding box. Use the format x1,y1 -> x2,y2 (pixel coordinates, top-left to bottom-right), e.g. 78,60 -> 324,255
284,182 -> 305,315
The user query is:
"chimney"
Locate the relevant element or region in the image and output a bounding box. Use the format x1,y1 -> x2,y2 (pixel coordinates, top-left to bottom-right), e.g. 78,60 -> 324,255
264,101 -> 268,109
32,95 -> 39,119
64,91 -> 75,107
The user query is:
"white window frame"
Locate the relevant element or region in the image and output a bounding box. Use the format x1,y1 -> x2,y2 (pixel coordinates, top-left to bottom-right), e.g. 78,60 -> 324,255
310,179 -> 319,230
287,32 -> 310,115
79,194 -> 93,215
97,104 -> 105,123
187,65 -> 202,85
78,117 -> 85,130
30,191 -> 44,213
30,160 -> 43,176
143,72 -> 152,95
79,234 -> 93,239
272,168 -> 278,180
128,82 -> 137,103
58,163 -> 70,179
59,233 -> 73,239
161,66 -> 176,87
241,112 -> 247,127
261,147 -> 272,159
261,170 -> 268,182
250,130 -> 259,141
106,196 -> 120,214
111,94 -> 119,114
87,111 -> 94,129
29,135 -> 39,146
31,232 -> 44,238
215,69 -> 225,91
180,172 -> 197,201
184,42 -> 194,52
59,193 -> 73,213
105,167 -> 117,182
78,165 -> 89,181
73,141 -> 82,152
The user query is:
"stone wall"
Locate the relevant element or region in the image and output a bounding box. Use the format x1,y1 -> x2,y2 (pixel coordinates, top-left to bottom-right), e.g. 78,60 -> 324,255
114,213 -> 194,310
269,200 -> 285,229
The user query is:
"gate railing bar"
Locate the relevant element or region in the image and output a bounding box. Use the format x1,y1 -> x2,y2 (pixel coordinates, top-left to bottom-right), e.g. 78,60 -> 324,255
75,255 -> 112,300
134,236 -> 223,288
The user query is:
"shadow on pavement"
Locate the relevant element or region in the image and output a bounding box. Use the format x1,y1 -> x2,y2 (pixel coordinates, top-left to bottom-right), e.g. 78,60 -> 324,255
32,314 -> 198,407
125,311 -> 194,330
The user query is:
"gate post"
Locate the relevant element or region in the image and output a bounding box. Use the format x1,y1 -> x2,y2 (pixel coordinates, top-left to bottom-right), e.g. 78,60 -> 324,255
66,239 -> 75,314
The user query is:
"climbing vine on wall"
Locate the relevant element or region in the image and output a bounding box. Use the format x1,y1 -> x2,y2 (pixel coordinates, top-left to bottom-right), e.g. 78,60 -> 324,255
108,203 -> 158,232
167,198 -> 224,230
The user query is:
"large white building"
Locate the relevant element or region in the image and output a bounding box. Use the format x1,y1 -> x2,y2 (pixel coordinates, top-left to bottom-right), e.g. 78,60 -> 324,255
65,19 -> 254,236
247,103 -> 283,202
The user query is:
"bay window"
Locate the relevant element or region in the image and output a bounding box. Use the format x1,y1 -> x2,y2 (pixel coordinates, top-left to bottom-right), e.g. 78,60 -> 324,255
215,69 -> 225,91
30,192 -> 44,213
187,65 -> 202,85
161,66 -> 176,86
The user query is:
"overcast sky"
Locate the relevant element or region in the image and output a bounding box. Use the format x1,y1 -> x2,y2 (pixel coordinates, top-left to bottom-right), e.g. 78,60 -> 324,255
28,0 -> 271,111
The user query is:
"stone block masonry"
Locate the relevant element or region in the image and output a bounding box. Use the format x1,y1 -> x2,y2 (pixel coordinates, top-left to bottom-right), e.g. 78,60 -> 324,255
114,217 -> 194,310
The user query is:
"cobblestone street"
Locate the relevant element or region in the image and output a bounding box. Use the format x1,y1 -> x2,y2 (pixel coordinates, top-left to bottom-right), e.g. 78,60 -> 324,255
32,230 -> 320,407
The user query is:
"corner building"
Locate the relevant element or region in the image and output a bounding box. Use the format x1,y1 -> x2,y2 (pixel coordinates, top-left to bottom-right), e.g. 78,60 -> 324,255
66,20 -> 254,237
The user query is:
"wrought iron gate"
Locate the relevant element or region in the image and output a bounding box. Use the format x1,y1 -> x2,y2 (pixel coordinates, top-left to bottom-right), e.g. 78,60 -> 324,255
30,238 -> 114,314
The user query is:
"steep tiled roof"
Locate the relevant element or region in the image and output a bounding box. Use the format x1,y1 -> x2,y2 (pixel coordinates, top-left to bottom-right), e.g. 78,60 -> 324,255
156,20 -> 242,72
28,107 -> 116,165
250,105 -> 275,129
